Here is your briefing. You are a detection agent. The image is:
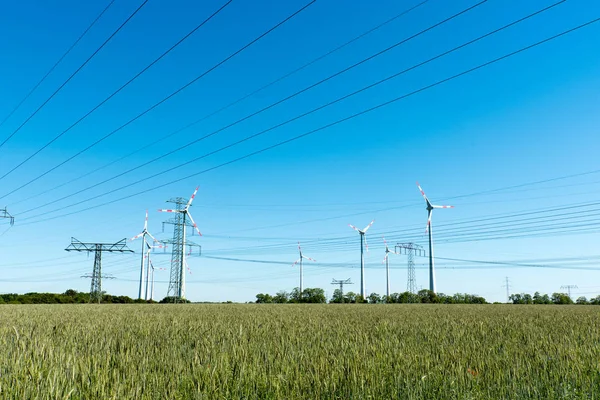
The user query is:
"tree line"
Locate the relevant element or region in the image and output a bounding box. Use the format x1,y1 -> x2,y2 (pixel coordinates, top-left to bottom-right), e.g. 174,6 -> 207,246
0,290 -> 157,304
509,292 -> 600,305
255,288 -> 487,304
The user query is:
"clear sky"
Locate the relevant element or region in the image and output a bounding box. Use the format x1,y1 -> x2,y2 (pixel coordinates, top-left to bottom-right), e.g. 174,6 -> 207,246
0,0 -> 599,303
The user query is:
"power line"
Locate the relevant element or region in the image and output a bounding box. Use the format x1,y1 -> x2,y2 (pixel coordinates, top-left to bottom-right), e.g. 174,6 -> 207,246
0,0 -> 116,135
6,0 -> 431,209
0,0 -> 149,152
5,0 -> 475,207
13,1 -> 566,220
0,0 -> 233,185
13,15 -> 600,226
0,0 -> 316,199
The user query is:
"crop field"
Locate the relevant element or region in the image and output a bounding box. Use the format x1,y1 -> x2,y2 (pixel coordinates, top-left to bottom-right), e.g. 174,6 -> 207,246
0,304 -> 598,399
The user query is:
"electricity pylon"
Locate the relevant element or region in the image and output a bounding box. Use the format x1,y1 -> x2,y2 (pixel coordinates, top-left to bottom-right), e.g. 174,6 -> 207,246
349,220 -> 374,298
0,207 -> 14,226
331,278 -> 353,303
395,243 -> 424,295
561,285 -> 578,299
417,182 -> 453,293
292,242 -> 315,294
65,238 -> 133,303
502,277 -> 511,303
159,187 -> 202,301
130,210 -> 159,300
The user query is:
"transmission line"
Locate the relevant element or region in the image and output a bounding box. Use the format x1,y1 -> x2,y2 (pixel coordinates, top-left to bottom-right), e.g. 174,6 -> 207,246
0,0 -> 316,199
3,0 -> 476,205
14,16 -> 600,226
0,0 -> 116,135
13,0 -> 565,218
0,0 -> 233,185
8,0 -> 431,208
0,0 -> 149,152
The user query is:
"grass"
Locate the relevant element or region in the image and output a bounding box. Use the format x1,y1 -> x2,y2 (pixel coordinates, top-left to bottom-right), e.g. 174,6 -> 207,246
0,304 -> 598,399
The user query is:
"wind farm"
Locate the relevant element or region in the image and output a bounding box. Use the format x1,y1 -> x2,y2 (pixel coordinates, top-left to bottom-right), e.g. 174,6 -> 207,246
0,0 -> 599,397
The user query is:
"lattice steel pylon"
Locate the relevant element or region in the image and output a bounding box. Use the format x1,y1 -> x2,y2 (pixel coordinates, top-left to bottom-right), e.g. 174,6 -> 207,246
160,188 -> 202,302
65,238 -> 133,303
331,278 -> 353,303
396,243 -> 424,294
0,207 -> 14,226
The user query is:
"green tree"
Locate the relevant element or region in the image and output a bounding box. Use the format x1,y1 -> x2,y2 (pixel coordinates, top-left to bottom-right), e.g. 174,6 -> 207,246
576,296 -> 589,305
302,288 -> 326,303
418,289 -> 438,304
344,292 -> 357,304
367,293 -> 382,304
551,292 -> 573,305
255,293 -> 273,304
272,291 -> 289,304
330,289 -> 344,303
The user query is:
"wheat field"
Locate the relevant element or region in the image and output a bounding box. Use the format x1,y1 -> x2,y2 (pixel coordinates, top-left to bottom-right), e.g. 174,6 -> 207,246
0,304 -> 598,399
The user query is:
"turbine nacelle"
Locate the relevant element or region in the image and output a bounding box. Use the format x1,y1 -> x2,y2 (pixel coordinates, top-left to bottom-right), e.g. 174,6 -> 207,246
417,182 -> 453,233
158,186 -> 202,236
382,236 -> 397,264
349,219 -> 375,251
292,241 -> 315,267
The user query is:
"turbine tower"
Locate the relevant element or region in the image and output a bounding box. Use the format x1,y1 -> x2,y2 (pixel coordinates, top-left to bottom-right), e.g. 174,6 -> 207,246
417,182 -> 453,294
144,242 -> 165,300
159,186 -> 202,300
131,210 -> 158,300
382,236 -> 397,299
292,242 -> 315,295
146,243 -> 167,301
349,219 -> 374,299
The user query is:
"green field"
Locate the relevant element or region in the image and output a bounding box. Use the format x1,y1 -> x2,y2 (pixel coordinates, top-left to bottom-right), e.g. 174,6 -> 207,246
0,304 -> 598,399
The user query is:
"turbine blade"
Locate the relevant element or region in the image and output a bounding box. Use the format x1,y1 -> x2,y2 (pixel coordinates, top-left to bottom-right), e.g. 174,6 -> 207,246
382,254 -> 388,264
302,255 -> 316,262
146,231 -> 158,243
292,258 -> 301,267
144,210 -> 148,230
186,186 -> 199,210
186,212 -> 202,236
158,209 -> 179,213
349,224 -> 359,232
417,181 -> 433,208
130,232 -> 144,241
362,219 -> 375,233
364,235 -> 369,253
432,204 -> 454,209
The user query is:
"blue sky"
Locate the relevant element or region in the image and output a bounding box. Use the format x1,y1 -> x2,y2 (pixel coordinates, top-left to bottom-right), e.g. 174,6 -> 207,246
0,0 -> 599,302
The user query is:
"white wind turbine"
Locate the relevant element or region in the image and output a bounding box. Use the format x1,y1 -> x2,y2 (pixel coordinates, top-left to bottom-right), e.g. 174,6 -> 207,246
382,236 -> 397,299
131,210 -> 159,300
349,219 -> 374,299
417,182 -> 453,294
292,242 -> 316,295
158,186 -> 202,300
144,242 -> 166,301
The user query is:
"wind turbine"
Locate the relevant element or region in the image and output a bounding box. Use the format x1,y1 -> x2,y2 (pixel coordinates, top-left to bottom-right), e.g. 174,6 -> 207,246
147,250 -> 167,302
417,182 -> 453,294
131,210 -> 158,300
159,186 -> 202,300
349,219 -> 374,299
144,241 -> 165,300
292,242 -> 315,295
382,236 -> 397,299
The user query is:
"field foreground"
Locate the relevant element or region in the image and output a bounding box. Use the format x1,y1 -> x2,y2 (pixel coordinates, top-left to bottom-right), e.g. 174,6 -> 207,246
0,304 -> 598,399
